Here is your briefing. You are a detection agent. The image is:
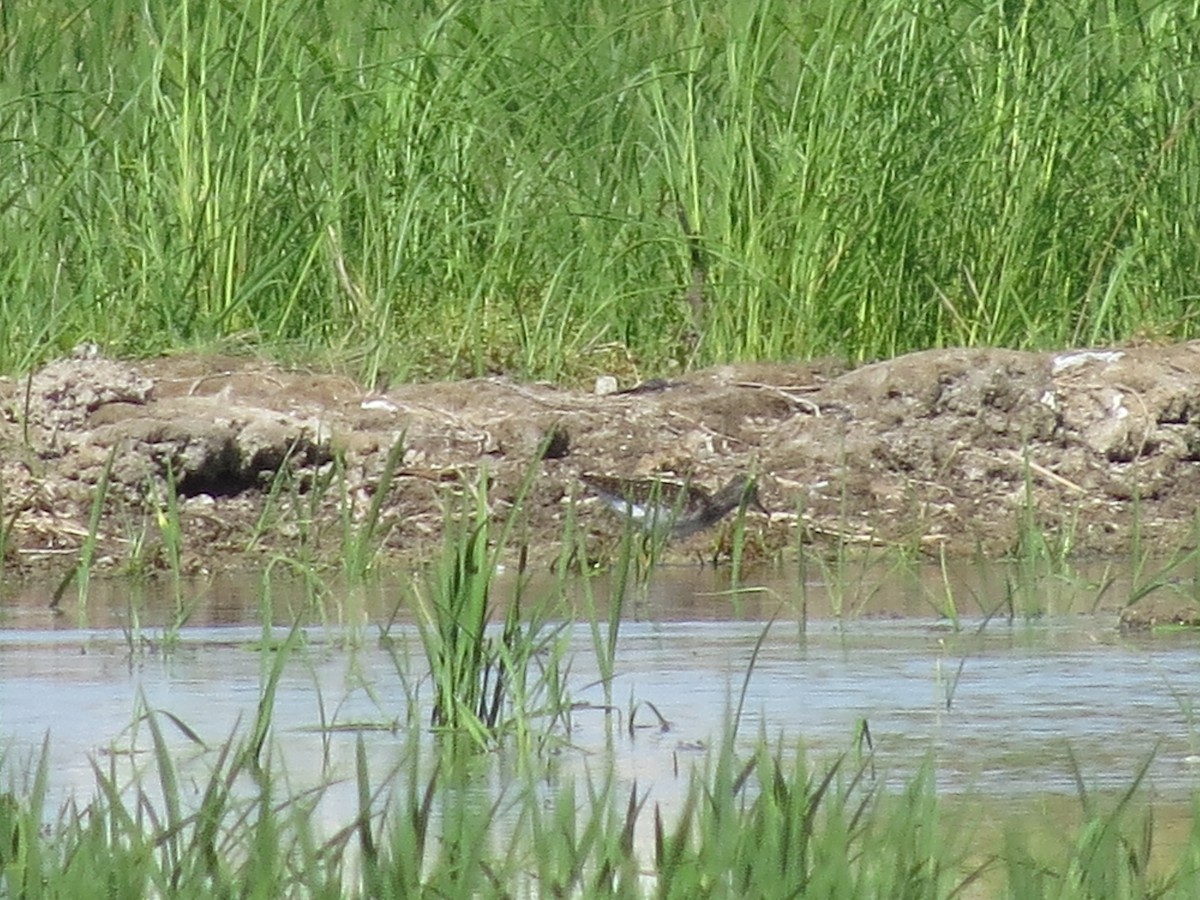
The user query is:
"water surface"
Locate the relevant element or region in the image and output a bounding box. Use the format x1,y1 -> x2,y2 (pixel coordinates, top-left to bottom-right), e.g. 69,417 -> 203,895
2,562 -> 1199,835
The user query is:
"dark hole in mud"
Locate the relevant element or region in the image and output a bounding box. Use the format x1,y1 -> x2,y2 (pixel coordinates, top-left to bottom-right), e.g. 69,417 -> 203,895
540,426 -> 570,460
175,439 -> 333,496
177,471 -> 258,498
175,440 -> 332,498
175,439 -> 257,498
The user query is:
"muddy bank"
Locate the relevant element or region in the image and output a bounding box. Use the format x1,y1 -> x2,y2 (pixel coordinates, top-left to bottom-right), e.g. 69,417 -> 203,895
3,343 -> 1200,624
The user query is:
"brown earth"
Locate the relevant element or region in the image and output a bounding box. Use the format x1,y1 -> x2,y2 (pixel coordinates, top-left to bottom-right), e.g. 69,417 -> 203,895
4,342 -> 1200,627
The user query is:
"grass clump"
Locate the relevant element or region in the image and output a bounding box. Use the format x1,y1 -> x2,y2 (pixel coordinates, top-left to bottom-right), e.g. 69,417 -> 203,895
402,469 -> 570,751
653,743 -> 968,898
9,714 -> 1200,898
2,0 -> 1199,380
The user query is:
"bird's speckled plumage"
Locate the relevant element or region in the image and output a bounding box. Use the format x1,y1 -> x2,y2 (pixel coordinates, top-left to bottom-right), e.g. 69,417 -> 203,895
581,473 -> 765,538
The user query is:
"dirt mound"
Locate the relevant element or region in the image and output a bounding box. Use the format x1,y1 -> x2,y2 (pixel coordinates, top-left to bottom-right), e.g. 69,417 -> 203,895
4,343 -> 1200,623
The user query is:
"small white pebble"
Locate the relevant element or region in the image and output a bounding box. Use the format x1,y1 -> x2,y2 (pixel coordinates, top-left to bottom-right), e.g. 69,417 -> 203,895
594,376 -> 618,396
361,394 -> 399,412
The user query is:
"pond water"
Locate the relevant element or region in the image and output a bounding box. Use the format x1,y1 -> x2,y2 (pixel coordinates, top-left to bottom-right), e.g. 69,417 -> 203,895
2,561 -> 1199,843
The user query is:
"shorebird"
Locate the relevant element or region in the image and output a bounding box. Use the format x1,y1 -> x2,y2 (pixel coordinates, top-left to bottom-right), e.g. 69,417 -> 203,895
580,473 -> 766,538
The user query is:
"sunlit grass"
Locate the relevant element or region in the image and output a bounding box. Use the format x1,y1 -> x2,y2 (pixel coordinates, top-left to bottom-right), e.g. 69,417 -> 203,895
397,468 -> 573,751
2,0 -> 1198,381
5,702 -> 1200,897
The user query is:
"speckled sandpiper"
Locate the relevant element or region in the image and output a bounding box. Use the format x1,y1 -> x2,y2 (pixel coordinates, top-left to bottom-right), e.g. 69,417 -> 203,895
580,472 -> 766,538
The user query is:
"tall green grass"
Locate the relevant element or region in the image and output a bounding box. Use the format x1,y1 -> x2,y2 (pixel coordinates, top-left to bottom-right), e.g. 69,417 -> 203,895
6,714 -> 1200,897
404,466 -> 572,751
2,0 -> 1198,380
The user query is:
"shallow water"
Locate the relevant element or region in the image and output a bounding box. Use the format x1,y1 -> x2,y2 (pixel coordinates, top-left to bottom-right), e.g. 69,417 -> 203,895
2,563 -> 1199,834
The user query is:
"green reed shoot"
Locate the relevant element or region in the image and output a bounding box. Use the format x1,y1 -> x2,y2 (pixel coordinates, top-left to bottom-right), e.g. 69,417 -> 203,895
344,436 -> 406,581
74,443 -> 119,612
1122,545 -> 1200,624
1000,749 -> 1160,898
244,436 -> 306,555
413,482 -> 493,739
936,545 -> 962,629
580,535 -> 629,714
0,475 -> 18,600
732,616 -> 775,741
652,740 -> 969,898
410,468 -> 567,748
0,735 -> 49,896
727,514 -> 749,585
